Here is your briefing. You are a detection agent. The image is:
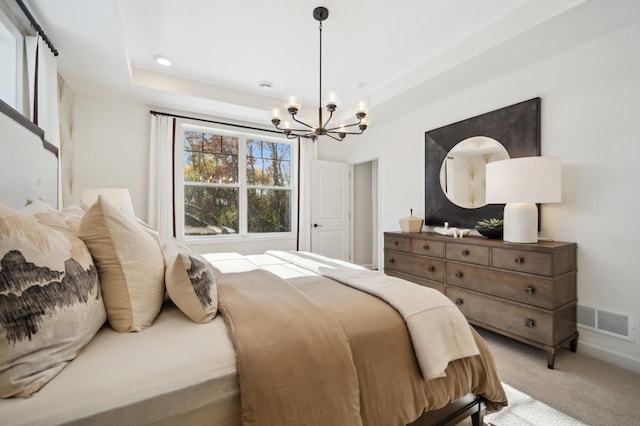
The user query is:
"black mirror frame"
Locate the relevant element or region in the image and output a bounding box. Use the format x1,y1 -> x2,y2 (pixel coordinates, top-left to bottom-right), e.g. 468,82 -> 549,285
424,97 -> 541,229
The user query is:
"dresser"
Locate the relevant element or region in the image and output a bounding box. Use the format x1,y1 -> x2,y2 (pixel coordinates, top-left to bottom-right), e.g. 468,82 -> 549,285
384,231 -> 578,368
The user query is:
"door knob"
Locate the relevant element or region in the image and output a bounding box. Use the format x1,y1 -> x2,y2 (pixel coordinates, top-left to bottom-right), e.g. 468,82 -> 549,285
313,223 -> 322,228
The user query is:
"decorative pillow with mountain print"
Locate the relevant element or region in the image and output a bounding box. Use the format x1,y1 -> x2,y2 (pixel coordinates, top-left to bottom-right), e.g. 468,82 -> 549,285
163,239 -> 218,323
0,204 -> 106,398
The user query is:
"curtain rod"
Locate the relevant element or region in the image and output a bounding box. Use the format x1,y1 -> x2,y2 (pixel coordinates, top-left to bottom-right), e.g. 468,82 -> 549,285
149,110 -> 309,138
15,0 -> 58,56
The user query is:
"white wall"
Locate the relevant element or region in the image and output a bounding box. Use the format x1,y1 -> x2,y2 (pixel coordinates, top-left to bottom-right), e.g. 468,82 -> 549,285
72,94 -> 150,218
319,22 -> 640,372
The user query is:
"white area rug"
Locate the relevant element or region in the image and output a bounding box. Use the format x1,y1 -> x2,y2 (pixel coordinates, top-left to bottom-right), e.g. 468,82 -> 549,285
485,383 -> 587,426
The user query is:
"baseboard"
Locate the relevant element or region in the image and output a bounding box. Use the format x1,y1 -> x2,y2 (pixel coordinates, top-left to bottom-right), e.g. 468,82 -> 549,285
577,341 -> 640,374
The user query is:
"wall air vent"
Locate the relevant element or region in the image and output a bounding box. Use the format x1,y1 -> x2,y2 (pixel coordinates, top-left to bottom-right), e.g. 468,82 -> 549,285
577,304 -> 635,342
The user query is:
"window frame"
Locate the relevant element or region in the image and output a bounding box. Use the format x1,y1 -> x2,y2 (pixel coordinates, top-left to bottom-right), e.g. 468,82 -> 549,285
0,7 -> 25,113
175,120 -> 298,242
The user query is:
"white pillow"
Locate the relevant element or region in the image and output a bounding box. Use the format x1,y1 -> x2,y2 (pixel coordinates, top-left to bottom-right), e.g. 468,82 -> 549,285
79,196 -> 165,332
163,239 -> 218,323
0,204 -> 106,398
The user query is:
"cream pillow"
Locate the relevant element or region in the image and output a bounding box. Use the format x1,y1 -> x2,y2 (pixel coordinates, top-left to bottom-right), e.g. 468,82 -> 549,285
0,204 -> 106,398
163,239 -> 218,323
79,197 -> 165,332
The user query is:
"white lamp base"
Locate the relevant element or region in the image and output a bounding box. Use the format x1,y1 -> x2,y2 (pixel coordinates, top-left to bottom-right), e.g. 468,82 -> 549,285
503,202 -> 538,243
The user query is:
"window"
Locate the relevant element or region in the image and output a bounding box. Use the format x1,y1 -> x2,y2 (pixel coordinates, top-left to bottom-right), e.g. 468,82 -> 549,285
0,9 -> 22,110
180,125 -> 295,238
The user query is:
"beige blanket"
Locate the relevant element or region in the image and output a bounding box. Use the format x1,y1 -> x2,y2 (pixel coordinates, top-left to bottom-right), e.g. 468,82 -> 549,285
213,258 -> 362,426
266,250 -> 479,380
212,253 -> 506,426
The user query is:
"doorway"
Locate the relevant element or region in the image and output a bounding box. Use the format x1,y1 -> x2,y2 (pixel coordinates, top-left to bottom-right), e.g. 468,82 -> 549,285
351,158 -> 379,270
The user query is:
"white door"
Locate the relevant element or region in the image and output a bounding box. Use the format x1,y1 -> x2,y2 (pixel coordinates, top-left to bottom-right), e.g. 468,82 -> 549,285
311,160 -> 350,261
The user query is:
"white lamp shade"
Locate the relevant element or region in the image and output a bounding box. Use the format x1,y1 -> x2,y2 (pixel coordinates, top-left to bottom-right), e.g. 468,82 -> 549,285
486,156 -> 561,204
486,157 -> 561,243
81,188 -> 135,217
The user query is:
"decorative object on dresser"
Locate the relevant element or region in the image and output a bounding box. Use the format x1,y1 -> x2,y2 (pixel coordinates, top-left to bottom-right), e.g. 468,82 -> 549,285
398,209 -> 424,233
425,97 -> 541,229
434,222 -> 470,238
475,218 -> 504,239
384,231 -> 577,369
486,157 -> 561,243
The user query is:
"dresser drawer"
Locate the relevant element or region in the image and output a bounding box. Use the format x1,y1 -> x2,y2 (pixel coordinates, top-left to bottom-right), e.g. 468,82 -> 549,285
492,248 -> 553,276
384,236 -> 411,253
385,270 -> 444,293
445,263 -> 576,309
447,287 -> 554,346
445,242 -> 489,265
384,251 -> 444,282
411,239 -> 444,258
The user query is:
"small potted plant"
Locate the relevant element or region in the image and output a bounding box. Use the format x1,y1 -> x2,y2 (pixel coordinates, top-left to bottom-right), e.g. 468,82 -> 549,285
475,218 -> 504,239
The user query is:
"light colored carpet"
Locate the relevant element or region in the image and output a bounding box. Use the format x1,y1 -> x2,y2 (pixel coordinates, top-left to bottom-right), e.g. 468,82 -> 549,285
459,327 -> 640,426
485,383 -> 586,425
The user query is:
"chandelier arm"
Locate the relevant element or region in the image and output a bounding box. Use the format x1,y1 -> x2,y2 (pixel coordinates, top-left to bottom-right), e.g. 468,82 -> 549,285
324,132 -> 344,142
322,109 -> 334,130
325,120 -> 362,131
336,130 -> 364,136
327,128 -> 364,136
290,114 -> 316,130
274,122 -> 315,138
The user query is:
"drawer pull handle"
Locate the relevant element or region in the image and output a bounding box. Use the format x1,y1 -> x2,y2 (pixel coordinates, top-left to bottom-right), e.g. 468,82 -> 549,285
388,258 -> 395,263
462,249 -> 470,256
525,319 -> 536,328
455,271 -> 463,279
422,244 -> 429,250
515,256 -> 525,264
454,298 -> 464,306
525,286 -> 535,295
394,241 -> 399,246
428,265 -> 435,272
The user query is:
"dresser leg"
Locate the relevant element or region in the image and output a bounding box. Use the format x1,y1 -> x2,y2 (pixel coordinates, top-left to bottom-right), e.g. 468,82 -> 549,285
570,333 -> 579,353
546,350 -> 555,369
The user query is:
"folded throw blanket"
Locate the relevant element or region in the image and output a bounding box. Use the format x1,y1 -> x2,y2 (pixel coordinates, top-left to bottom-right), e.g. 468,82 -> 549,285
266,250 -> 479,380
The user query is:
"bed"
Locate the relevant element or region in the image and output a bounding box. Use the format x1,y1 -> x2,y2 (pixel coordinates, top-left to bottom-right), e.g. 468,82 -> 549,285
0,99 -> 507,425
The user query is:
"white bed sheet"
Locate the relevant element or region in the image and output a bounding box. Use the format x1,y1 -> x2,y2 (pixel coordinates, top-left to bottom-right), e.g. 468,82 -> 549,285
0,302 -> 239,426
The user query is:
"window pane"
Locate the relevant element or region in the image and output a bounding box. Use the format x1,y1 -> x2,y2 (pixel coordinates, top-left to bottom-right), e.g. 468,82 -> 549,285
247,188 -> 291,233
184,130 -> 239,183
246,140 -> 291,187
184,185 -> 238,235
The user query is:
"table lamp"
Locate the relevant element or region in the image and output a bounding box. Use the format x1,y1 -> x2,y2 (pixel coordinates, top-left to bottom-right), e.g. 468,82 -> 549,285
81,188 -> 136,217
485,157 -> 561,243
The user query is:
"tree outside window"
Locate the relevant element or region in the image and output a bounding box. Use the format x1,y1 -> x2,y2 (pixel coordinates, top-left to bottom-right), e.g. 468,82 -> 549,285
182,127 -> 293,237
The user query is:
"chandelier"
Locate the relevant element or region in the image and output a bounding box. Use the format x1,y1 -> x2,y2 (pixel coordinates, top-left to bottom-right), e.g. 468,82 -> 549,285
270,7 -> 369,142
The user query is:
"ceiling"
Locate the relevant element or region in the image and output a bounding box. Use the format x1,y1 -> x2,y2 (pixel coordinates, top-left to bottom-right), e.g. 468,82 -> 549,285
18,0 -> 640,127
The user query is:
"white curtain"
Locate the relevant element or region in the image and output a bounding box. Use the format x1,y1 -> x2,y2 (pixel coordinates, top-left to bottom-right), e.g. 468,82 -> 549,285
148,115 -> 175,243
297,138 -> 316,251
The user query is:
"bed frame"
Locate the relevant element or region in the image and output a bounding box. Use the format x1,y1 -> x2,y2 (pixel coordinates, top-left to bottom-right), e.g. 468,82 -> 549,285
0,98 -> 486,426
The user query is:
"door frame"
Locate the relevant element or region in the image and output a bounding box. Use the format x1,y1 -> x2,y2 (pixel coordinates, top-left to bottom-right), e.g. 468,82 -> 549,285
349,154 -> 381,270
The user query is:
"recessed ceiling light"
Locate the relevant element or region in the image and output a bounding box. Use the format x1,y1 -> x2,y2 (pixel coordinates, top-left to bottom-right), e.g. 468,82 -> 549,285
154,55 -> 172,67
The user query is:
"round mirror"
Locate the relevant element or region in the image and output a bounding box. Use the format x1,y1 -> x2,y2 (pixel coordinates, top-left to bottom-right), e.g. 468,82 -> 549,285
439,136 -> 509,208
